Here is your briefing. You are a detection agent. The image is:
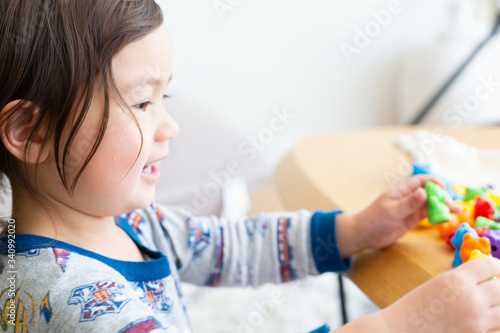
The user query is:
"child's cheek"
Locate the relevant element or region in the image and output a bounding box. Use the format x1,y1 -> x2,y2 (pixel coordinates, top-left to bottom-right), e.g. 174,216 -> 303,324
100,120 -> 145,181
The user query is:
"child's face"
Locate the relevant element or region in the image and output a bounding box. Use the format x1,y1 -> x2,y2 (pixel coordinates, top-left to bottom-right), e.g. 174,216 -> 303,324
39,24 -> 178,217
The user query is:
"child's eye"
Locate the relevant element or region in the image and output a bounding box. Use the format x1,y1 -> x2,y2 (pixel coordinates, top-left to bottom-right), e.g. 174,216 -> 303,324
134,101 -> 151,111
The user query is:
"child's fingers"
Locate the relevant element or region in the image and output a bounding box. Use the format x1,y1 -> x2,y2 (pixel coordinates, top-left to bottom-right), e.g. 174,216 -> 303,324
404,175 -> 436,191
397,188 -> 427,217
459,257 -> 500,282
404,209 -> 428,230
487,306 -> 500,332
478,278 -> 500,307
399,175 -> 445,196
446,200 -> 462,214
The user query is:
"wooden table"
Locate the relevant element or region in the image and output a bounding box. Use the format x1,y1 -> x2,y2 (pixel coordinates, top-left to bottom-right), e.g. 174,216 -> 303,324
274,126 -> 500,308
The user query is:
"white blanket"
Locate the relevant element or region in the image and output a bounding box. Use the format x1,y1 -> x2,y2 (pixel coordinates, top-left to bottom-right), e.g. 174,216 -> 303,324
394,131 -> 500,188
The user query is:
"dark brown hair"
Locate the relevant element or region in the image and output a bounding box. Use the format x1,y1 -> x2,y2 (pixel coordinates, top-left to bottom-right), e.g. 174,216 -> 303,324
0,0 -> 163,223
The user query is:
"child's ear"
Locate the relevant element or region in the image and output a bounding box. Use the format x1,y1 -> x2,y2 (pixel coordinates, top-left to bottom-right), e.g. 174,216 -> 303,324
0,100 -> 49,164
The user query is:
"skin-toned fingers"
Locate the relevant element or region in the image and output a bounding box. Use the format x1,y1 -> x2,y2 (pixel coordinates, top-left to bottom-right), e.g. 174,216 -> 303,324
446,199 -> 462,214
396,188 -> 427,218
478,278 -> 500,307
406,176 -> 461,214
459,257 -> 500,283
487,306 -> 500,332
410,175 -> 445,190
404,209 -> 428,229
393,175 -> 445,198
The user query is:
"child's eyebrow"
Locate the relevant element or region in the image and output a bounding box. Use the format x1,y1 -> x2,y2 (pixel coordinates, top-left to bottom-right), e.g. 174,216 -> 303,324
122,74 -> 173,94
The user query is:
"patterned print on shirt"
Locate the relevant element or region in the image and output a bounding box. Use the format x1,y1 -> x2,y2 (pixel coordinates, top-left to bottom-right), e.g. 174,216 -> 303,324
53,248 -> 71,272
244,216 -> 268,239
187,218 -> 211,259
67,280 -> 131,322
17,249 -> 40,258
119,317 -> 164,333
205,226 -> 224,287
277,217 -> 295,282
0,281 -> 37,332
133,280 -> 173,313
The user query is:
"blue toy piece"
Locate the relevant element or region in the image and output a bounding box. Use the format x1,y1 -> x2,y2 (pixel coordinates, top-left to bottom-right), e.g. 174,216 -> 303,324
411,162 -> 431,176
450,223 -> 478,267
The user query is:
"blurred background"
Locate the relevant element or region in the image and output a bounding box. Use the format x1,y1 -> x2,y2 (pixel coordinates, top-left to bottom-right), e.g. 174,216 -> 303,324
3,0 -> 500,331
152,0 -> 500,332
156,0 -> 500,216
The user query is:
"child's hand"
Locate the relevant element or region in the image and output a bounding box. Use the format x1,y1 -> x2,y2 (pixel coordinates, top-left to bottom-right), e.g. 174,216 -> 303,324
336,175 -> 461,257
380,257 -> 500,333
336,258 -> 500,333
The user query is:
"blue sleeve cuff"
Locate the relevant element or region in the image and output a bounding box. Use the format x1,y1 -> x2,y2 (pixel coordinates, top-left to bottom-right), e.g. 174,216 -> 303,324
309,323 -> 330,333
310,210 -> 351,273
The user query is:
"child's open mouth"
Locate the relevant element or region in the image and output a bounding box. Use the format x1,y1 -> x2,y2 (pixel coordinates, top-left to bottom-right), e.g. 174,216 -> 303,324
141,162 -> 160,182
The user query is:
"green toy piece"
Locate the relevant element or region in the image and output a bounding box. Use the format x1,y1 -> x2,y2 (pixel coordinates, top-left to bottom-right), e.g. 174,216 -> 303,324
425,181 -> 451,225
476,216 -> 500,230
495,206 -> 500,221
464,186 -> 488,201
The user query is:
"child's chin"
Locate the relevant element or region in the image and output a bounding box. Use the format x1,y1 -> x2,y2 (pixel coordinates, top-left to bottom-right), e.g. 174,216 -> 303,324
134,191 -> 156,209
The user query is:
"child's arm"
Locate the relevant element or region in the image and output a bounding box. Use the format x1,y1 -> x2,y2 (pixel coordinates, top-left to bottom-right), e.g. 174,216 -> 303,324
333,257 -> 500,332
159,205 -> 349,287
335,175 -> 460,258
157,175 -> 455,287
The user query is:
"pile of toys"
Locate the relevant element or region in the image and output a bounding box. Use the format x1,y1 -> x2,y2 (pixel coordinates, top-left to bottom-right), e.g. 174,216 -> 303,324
423,179 -> 500,267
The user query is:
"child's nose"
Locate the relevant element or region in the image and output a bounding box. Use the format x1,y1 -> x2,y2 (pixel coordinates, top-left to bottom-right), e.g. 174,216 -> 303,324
155,111 -> 179,142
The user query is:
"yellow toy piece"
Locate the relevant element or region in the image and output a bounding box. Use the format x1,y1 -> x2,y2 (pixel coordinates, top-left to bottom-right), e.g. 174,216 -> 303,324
418,218 -> 432,228
488,190 -> 500,206
467,249 -> 492,262
451,184 -> 467,196
456,200 -> 475,216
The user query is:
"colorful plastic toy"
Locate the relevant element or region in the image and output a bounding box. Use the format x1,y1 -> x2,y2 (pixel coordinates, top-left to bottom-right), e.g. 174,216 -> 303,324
425,181 -> 450,225
459,234 -> 490,262
474,196 -> 496,220
411,162 -> 431,176
475,226 -> 490,237
467,249 -> 492,262
452,184 -> 467,196
465,186 -> 488,201
457,211 -> 473,225
437,215 -> 460,239
457,200 -> 476,217
485,229 -> 500,259
445,183 -> 463,201
451,223 -> 478,267
418,217 -> 432,228
488,190 -> 500,206
475,216 -> 500,230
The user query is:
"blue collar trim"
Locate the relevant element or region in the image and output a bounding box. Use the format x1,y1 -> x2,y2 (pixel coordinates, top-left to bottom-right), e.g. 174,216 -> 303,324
0,222 -> 171,282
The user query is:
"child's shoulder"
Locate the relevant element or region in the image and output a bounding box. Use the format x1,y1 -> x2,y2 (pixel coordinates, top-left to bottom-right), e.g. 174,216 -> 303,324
0,240 -> 174,332
0,240 -> 131,288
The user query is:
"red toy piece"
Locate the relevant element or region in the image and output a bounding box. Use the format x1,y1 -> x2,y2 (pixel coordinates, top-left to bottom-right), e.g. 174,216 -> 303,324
474,196 -> 496,220
475,226 -> 490,237
446,230 -> 457,248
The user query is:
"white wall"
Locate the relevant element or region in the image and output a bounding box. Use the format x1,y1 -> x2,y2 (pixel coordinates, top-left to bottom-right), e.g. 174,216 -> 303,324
155,0 -> 499,214
2,1 -> 494,216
